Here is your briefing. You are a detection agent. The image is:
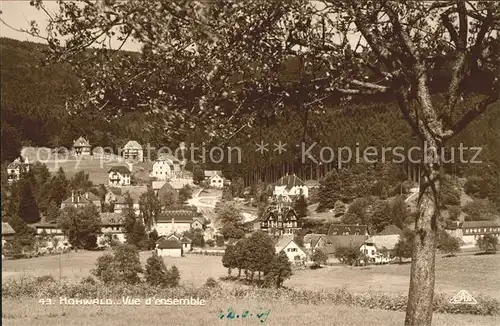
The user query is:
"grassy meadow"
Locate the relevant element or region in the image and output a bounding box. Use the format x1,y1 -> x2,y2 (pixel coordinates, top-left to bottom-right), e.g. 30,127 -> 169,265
3,298 -> 499,326
3,250 -> 500,300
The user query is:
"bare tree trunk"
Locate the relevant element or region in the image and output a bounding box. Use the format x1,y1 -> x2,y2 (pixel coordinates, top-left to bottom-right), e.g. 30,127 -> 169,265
405,138 -> 441,326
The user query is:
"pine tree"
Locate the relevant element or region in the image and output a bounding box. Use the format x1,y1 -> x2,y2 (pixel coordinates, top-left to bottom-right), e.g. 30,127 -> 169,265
222,244 -> 237,276
167,265 -> 181,287
145,252 -> 169,287
293,194 -> 308,218
17,172 -> 40,224
45,201 -> 60,223
49,167 -> 70,206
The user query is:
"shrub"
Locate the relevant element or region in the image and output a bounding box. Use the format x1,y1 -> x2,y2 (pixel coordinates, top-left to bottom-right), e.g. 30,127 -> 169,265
36,275 -> 55,284
204,277 -> 219,288
145,252 -> 170,287
206,239 -> 215,247
92,244 -> 143,285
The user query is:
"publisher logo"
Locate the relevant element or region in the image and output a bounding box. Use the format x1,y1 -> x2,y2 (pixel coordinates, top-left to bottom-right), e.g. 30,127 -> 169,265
450,290 -> 478,305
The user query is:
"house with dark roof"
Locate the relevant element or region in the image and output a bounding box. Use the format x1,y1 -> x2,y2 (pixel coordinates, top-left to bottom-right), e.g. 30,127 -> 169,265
160,233 -> 193,251
72,136 -> 92,156
61,191 -> 101,211
108,166 -> 131,187
157,182 -> 178,206
122,140 -> 144,162
462,220 -> 500,247
7,156 -> 30,183
155,210 -> 202,236
327,224 -> 369,236
260,204 -> 301,236
156,237 -> 183,257
274,174 -> 309,198
319,235 -> 369,263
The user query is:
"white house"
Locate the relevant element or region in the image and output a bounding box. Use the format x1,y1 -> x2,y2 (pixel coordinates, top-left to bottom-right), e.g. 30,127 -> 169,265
208,173 -> 225,188
151,153 -> 184,181
275,235 -> 308,262
364,225 -> 403,252
108,166 -> 131,187
7,156 -> 30,183
112,187 -> 147,215
274,174 -> 309,198
461,220 -> 500,247
155,210 -> 199,236
359,241 -> 391,264
122,140 -> 144,162
156,237 -> 183,257
31,223 -> 70,251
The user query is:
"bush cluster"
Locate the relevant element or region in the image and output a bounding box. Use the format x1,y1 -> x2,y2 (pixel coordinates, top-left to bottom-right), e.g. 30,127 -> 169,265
3,277 -> 498,316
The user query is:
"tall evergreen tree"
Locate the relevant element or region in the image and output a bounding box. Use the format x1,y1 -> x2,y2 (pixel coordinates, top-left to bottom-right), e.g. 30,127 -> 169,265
49,167 -> 70,206
17,172 -> 40,224
293,194 -> 308,218
139,187 -> 161,230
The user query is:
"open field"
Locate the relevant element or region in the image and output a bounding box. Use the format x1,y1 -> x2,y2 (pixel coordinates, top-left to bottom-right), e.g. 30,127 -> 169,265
2,298 -> 499,326
3,251 -> 500,300
291,253 -> 500,300
1,252 -> 227,287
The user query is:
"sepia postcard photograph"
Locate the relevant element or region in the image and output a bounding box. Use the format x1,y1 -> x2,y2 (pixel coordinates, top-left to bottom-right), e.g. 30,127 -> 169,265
1,1 -> 499,325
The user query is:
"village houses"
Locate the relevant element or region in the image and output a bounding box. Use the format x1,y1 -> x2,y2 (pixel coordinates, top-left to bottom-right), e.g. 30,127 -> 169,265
275,235 -> 308,262
207,172 -> 229,188
461,220 -> 500,247
122,140 -> 144,162
108,166 -> 132,187
98,213 -> 127,244
72,136 -> 92,156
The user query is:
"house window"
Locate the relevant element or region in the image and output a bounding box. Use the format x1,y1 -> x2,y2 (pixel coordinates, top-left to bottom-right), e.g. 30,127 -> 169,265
364,250 -> 368,254
371,250 -> 375,255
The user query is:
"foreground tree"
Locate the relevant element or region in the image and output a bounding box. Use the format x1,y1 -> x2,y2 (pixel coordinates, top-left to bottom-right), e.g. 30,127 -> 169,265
145,252 -> 181,287
139,187 -> 162,230
35,1 -> 500,325
93,244 -> 143,285
438,233 -> 461,257
265,251 -> 292,288
311,249 -> 328,268
58,205 -> 101,249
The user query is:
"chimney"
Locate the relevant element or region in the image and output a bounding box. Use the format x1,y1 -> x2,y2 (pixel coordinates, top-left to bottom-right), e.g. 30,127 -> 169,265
86,192 -> 89,199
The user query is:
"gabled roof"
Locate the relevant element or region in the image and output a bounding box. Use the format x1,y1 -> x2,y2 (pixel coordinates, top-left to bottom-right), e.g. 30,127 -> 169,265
157,210 -> 196,222
377,225 -> 403,236
2,222 -> 15,235
152,181 -> 167,190
327,224 -> 369,236
321,235 -> 368,251
107,187 -> 122,196
123,140 -> 143,150
7,157 -> 27,169
303,233 -> 325,248
157,238 -> 182,249
463,220 -> 500,228
73,136 -> 91,147
275,174 -> 305,190
204,170 -> 222,178
114,186 -> 148,203
364,234 -> 400,251
108,166 -> 131,175
62,192 -> 98,205
156,153 -> 181,164
181,236 -> 192,244
275,235 -> 296,252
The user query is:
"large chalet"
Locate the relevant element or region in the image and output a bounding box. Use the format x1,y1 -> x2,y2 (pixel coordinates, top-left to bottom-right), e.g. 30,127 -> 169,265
260,203 -> 301,236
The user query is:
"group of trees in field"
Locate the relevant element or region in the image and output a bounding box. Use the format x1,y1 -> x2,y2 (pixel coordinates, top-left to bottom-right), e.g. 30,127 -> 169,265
93,244 -> 180,287
222,231 -> 292,288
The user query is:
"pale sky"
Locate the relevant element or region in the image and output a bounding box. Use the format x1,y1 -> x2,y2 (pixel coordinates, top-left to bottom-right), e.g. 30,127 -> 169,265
0,0 -> 142,51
